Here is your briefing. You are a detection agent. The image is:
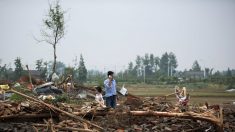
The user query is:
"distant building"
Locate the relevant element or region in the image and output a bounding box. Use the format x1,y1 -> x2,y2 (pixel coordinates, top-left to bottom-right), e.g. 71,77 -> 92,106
24,70 -> 41,79
184,71 -> 204,79
231,70 -> 235,76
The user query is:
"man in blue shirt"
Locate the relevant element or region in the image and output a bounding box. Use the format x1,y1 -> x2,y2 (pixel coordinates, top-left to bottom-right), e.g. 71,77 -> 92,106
104,71 -> 117,108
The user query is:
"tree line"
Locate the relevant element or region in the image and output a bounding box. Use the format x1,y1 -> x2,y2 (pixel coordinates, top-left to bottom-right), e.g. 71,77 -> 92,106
117,52 -> 178,83
0,54 -> 87,84
1,51 -> 235,86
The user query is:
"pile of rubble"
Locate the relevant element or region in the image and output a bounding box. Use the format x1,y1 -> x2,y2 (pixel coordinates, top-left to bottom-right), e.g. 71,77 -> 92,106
0,83 -> 234,131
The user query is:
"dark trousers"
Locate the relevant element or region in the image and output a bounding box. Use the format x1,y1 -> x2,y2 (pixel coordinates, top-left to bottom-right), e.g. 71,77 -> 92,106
106,95 -> 116,108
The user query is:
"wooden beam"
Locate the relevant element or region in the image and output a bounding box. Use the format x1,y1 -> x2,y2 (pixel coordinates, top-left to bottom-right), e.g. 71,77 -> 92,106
73,110 -> 223,130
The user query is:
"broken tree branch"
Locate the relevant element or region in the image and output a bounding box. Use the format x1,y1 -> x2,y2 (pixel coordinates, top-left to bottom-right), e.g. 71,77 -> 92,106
10,89 -> 103,131
0,113 -> 56,120
128,111 -> 223,131
26,65 -> 34,90
73,110 -> 223,130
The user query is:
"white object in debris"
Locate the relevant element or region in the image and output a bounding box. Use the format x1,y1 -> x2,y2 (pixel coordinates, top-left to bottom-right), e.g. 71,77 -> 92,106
21,101 -> 30,107
35,82 -> 54,89
14,83 -> 21,88
38,95 -> 55,100
233,102 -> 235,105
205,126 -> 212,132
76,90 -> 87,99
226,89 -> 235,92
52,73 -> 59,82
119,84 -> 128,95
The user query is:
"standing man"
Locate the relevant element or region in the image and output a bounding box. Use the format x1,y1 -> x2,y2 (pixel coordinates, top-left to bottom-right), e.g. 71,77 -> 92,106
104,71 -> 117,108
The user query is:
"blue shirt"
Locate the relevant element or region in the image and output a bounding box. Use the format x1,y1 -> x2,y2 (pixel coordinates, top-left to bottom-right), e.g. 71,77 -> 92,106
104,79 -> 117,97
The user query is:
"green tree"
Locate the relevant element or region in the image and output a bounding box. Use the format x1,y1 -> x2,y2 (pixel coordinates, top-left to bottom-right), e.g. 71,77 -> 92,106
160,52 -> 169,76
37,0 -> 66,80
127,61 -> 137,79
36,59 -> 43,71
168,52 -> 178,76
135,55 -> 142,77
142,53 -> 150,66
41,61 -> 48,79
14,57 -> 24,80
128,62 -> 134,72
48,61 -> 66,76
0,64 -> 7,80
78,54 -> 87,84
149,54 -> 155,72
205,68 -> 213,78
154,56 -> 160,72
64,66 -> 75,77
36,59 -> 47,79
226,68 -> 232,77
142,54 -> 153,77
191,60 -> 201,71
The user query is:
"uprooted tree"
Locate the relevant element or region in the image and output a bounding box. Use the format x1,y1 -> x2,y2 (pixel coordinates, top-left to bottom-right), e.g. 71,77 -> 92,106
36,0 -> 65,81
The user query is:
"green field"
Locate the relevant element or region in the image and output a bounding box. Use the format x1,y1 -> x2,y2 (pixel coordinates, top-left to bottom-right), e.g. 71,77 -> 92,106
117,83 -> 235,104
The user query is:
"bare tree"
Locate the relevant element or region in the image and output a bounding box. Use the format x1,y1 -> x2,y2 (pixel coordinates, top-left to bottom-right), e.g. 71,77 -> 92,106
36,0 -> 65,80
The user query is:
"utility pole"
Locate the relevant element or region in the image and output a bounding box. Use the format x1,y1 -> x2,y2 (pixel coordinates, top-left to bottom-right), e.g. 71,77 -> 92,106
144,66 -> 146,83
199,59 -> 206,79
171,65 -> 173,76
168,61 -> 170,76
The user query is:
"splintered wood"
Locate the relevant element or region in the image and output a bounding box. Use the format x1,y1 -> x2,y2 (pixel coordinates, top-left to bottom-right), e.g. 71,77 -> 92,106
0,89 -> 234,131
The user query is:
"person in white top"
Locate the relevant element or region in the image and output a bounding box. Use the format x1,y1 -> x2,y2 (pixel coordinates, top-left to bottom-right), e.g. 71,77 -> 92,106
95,86 -> 105,107
175,86 -> 189,106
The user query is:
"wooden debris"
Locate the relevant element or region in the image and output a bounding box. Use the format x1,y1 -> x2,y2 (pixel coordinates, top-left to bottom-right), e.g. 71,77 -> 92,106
0,87 -> 234,131
128,111 -> 223,130
0,113 -> 56,120
32,123 -> 93,132
10,89 -> 104,131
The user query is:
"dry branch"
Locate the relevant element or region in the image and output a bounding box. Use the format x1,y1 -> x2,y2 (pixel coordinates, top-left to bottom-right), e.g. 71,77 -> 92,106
73,110 -> 223,131
10,89 -> 103,131
128,111 -> 223,131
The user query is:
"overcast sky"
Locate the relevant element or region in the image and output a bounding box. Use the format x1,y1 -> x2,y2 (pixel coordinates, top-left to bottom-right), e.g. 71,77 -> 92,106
0,0 -> 235,72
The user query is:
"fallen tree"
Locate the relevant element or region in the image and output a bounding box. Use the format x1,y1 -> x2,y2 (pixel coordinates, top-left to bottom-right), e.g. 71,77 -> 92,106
129,111 -> 223,130
73,109 -> 223,131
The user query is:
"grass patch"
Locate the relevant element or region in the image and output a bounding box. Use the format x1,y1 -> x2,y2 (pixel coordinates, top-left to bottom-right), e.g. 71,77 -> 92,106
10,93 -> 26,102
124,83 -> 235,97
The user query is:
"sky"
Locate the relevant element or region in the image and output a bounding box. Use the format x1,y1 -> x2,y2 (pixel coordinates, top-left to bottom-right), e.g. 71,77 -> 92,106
0,0 -> 235,72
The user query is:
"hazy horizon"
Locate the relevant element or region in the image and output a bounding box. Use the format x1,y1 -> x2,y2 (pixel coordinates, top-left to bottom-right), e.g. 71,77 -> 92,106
1,0 -> 235,72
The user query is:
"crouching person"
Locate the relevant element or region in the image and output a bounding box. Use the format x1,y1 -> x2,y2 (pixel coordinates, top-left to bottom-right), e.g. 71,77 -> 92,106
175,86 -> 190,112
95,86 -> 105,108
